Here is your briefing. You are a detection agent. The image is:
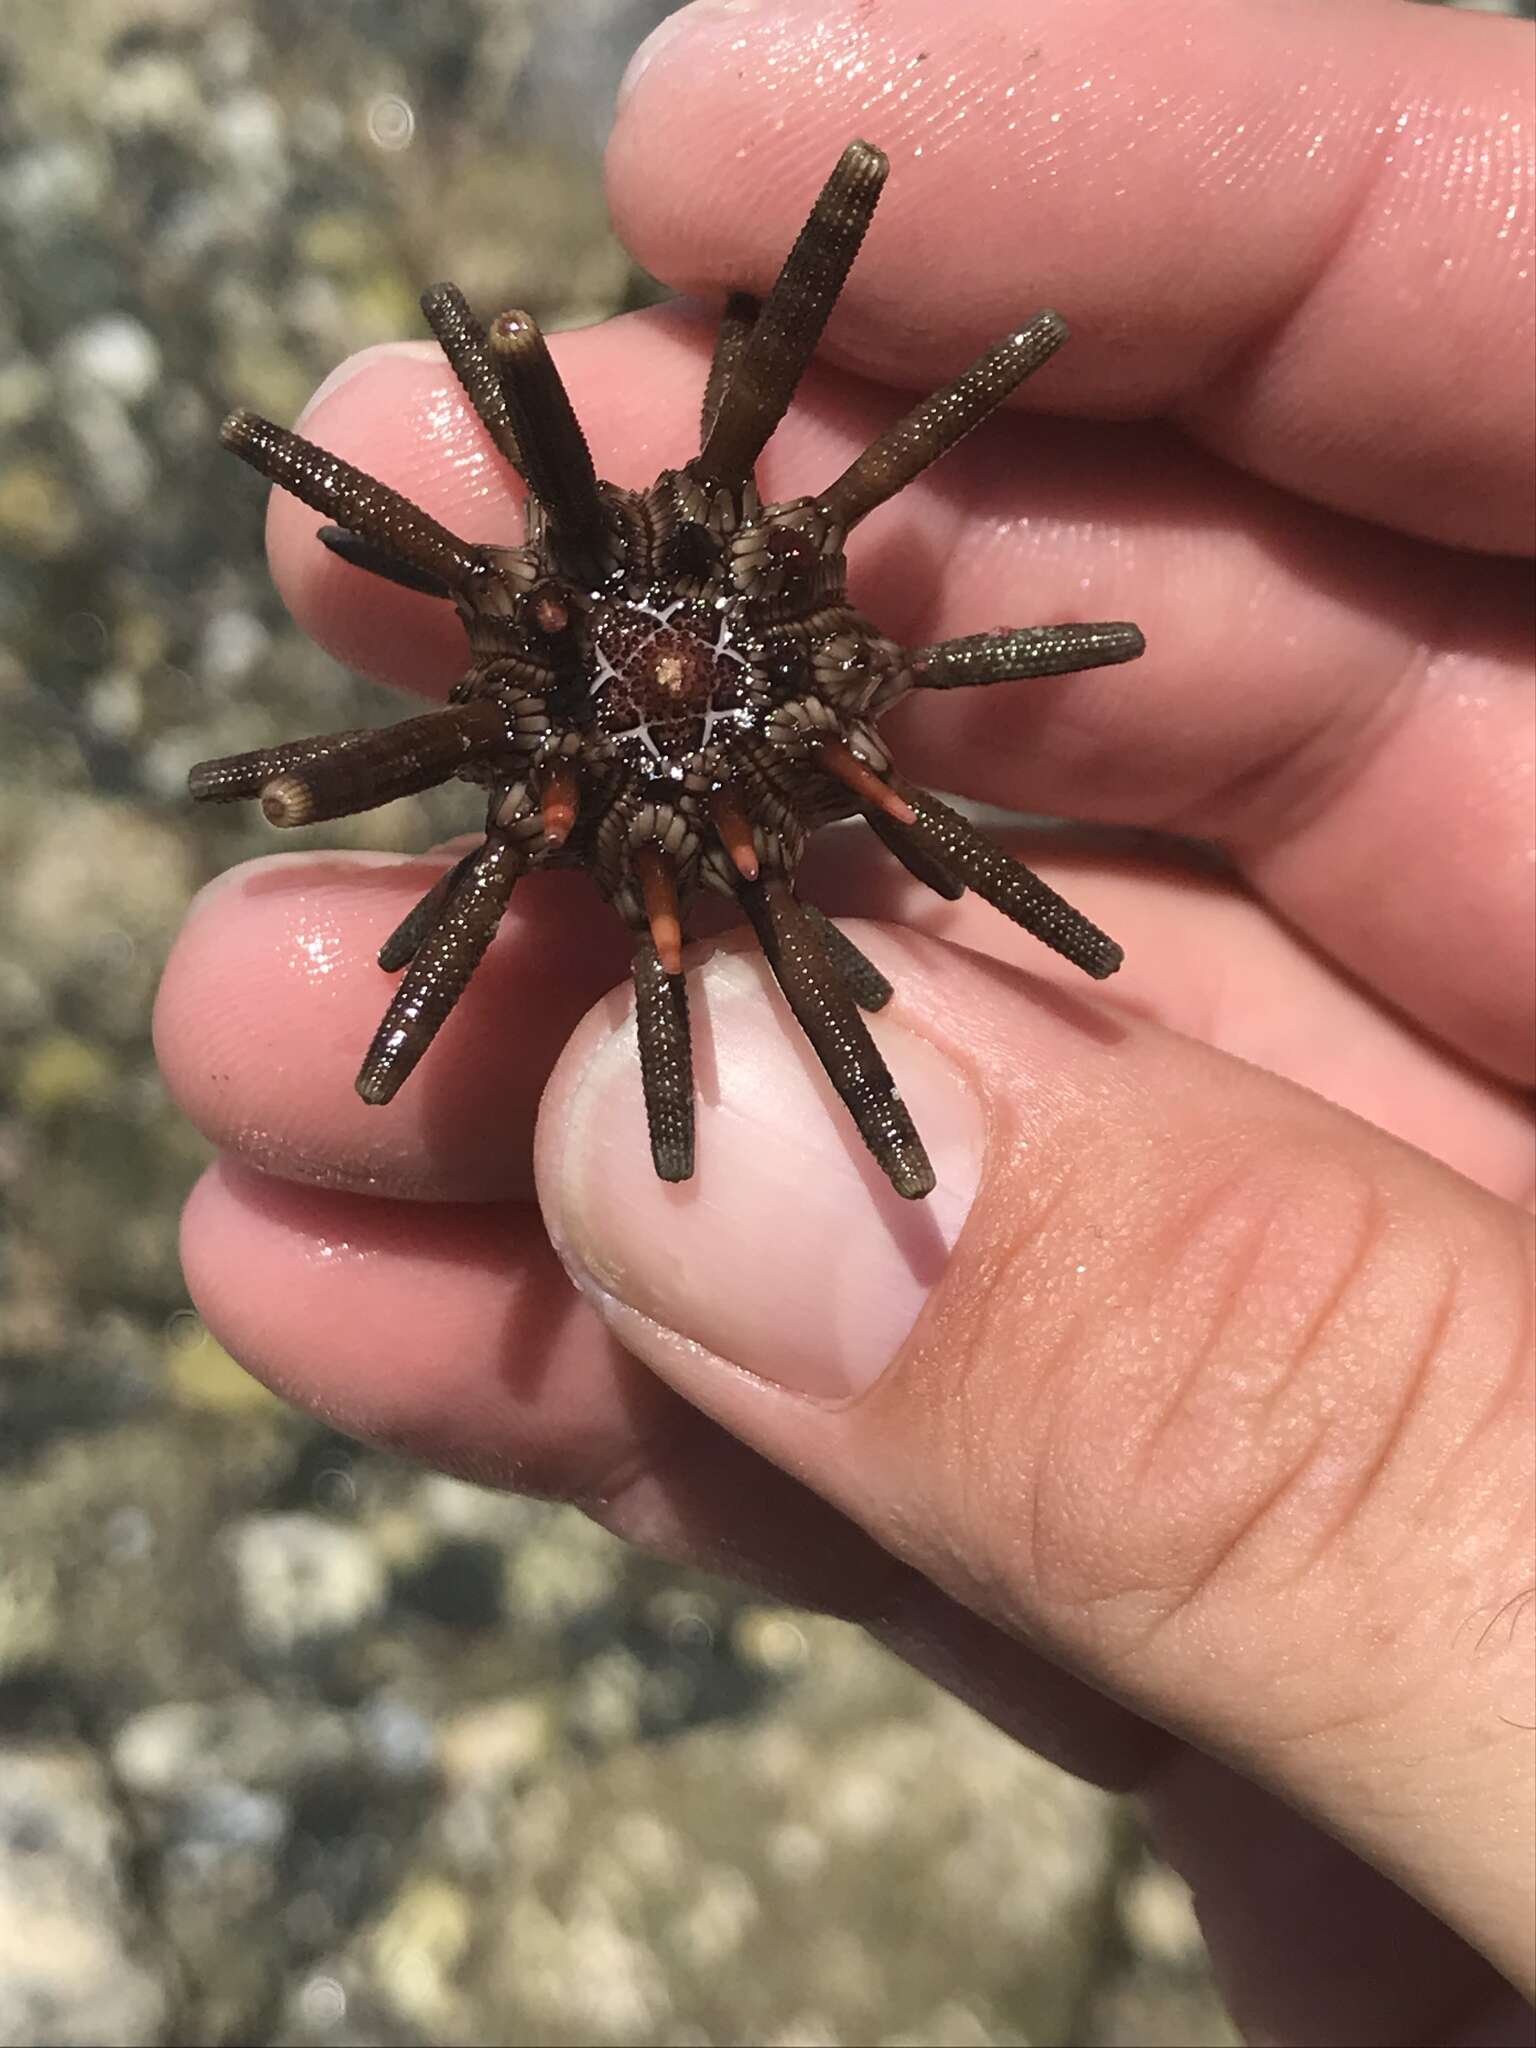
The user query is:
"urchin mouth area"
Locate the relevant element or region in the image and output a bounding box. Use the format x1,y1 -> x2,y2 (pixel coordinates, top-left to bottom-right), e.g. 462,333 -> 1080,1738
190,139 -> 1145,1201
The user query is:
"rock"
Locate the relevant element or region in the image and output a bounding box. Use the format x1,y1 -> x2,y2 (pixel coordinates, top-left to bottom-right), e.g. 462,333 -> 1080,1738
0,459 -> 82,556
1120,1856 -> 1207,1967
355,1694 -> 438,1783
61,316 -> 162,404
502,1502 -> 625,1630
112,1695 -> 355,1799
0,1746 -> 168,2048
437,1696 -> 552,1790
163,1316 -> 288,1419
0,1555 -> 62,1677
225,1512 -> 389,1654
2,794 -> 196,1019
365,1877 -> 473,2038
13,1034 -> 116,1119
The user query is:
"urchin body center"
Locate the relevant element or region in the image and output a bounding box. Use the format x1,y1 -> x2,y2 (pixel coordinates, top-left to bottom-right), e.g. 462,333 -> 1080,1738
588,593 -> 754,774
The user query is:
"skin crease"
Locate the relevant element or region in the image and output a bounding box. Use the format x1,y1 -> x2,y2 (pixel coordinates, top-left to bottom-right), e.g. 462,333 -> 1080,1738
154,0 -> 1535,2040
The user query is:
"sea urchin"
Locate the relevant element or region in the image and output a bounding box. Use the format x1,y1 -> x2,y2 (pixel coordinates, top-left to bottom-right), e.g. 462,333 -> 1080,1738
190,142 -> 1144,1200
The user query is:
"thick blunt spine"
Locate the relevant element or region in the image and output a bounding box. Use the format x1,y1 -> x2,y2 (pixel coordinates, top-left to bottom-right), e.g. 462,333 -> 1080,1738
697,142 -> 888,486
254,702 -> 512,828
701,292 -> 760,446
189,730 -> 372,805
817,312 -> 1069,534
802,907 -> 893,1011
376,850 -> 478,972
894,783 -> 1123,978
634,937 -> 695,1182
862,805 -> 966,901
220,411 -> 486,593
911,621 -> 1146,687
420,283 -> 525,474
355,836 -> 523,1105
741,876 -> 934,1199
317,526 -> 456,600
487,311 -> 608,556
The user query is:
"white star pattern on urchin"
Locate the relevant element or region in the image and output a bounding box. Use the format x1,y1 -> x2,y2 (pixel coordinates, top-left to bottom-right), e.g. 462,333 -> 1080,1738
590,595 -> 752,763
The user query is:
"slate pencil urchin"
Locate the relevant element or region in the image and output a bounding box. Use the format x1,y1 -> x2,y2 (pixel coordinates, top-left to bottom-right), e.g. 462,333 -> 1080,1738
190,142 -> 1145,1200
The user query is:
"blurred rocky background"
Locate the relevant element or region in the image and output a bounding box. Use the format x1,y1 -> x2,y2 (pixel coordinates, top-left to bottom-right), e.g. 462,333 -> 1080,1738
0,0 -> 1519,2041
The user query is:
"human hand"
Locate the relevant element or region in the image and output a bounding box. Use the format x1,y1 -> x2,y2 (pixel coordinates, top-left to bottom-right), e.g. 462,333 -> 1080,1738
155,0 -> 1535,2037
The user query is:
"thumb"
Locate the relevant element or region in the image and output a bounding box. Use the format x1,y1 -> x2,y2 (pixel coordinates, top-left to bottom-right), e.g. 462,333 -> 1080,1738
536,922 -> 1534,1990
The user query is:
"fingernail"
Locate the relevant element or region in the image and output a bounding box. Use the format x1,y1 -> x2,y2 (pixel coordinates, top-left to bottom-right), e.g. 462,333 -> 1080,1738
295,340 -> 442,428
617,0 -> 763,110
541,943 -> 985,1400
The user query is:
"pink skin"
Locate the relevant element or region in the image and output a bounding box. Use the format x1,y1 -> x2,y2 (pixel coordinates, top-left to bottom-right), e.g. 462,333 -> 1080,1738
155,0 -> 1535,2039
609,0 -> 1533,553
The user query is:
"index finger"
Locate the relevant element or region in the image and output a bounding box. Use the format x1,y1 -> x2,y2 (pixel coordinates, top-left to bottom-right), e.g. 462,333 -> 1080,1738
610,0 -> 1534,555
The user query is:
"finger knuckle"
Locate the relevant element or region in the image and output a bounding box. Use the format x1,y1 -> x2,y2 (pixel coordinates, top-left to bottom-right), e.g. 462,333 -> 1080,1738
954,1128 -> 1530,1701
